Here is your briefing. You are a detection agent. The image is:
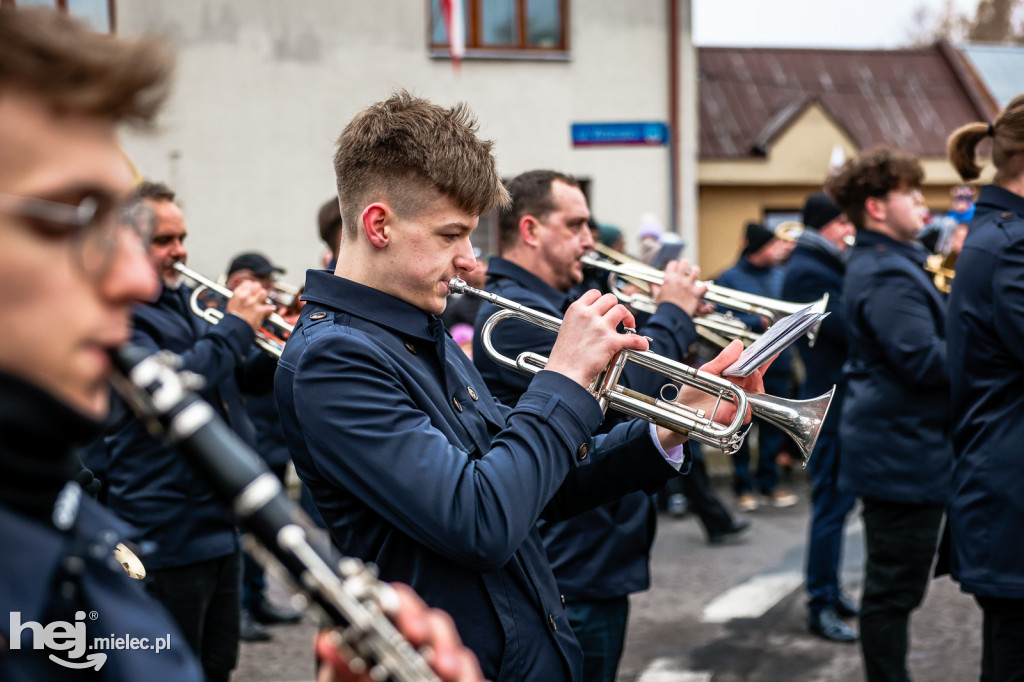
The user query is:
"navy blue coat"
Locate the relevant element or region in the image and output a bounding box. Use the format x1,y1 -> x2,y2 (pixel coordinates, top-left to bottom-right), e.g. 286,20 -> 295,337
781,233 -> 847,436
105,285 -> 274,569
0,500 -> 203,681
276,270 -> 682,682
473,257 -> 693,602
947,185 -> 1024,598
838,230 -> 952,503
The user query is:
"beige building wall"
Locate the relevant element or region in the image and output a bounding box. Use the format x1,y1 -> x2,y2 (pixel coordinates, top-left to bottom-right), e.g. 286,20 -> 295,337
115,0 -> 685,278
697,103 -> 981,277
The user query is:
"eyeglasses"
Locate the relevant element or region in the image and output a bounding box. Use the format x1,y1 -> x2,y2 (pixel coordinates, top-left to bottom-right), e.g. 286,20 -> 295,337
0,191 -> 151,279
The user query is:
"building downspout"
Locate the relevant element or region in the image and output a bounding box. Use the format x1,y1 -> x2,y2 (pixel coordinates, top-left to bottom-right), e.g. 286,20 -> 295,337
669,0 -> 699,258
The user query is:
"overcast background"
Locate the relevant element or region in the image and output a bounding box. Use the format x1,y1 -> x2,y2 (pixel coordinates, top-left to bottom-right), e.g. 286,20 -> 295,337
694,0 -> 984,48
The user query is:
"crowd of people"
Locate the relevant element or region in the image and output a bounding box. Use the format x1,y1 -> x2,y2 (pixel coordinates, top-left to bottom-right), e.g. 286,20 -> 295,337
4,5 -> 1024,682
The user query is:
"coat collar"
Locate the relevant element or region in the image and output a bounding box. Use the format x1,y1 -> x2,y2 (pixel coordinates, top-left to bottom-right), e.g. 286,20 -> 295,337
976,184 -> 1024,219
852,228 -> 929,266
487,257 -> 574,311
301,269 -> 440,341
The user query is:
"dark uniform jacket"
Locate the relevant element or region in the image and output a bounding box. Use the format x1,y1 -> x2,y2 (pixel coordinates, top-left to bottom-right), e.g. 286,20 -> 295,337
838,229 -> 952,503
105,284 -> 274,570
0,371 -> 202,681
473,257 -> 693,602
275,270 -> 682,682
947,184 -> 1024,598
781,231 -> 847,435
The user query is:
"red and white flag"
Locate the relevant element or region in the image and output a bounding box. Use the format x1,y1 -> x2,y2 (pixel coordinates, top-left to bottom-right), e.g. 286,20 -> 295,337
439,0 -> 465,69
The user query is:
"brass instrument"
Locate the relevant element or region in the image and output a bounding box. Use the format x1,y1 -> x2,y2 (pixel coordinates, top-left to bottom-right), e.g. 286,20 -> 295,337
612,285 -> 760,348
113,542 -> 146,580
173,262 -> 292,358
582,244 -> 829,347
924,251 -> 957,294
450,277 -> 833,462
774,221 -> 855,247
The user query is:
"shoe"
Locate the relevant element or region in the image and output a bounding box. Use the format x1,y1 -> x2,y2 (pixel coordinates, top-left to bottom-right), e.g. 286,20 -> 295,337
239,610 -> 272,642
250,599 -> 303,625
708,519 -> 751,545
737,493 -> 759,512
808,608 -> 858,643
766,489 -> 798,508
836,592 -> 859,618
667,494 -> 690,518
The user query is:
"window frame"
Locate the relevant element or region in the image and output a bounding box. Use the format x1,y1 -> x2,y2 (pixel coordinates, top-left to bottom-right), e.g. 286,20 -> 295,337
1,0 -> 117,33
427,0 -> 570,61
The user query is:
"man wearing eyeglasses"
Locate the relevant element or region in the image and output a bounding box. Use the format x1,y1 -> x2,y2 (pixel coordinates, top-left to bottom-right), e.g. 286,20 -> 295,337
825,147 -> 952,682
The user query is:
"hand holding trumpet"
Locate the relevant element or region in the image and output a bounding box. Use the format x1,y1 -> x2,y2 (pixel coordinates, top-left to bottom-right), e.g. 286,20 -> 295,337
226,279 -> 276,331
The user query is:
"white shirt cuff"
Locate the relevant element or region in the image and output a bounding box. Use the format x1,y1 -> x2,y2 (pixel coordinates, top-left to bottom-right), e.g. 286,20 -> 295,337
650,422 -> 686,471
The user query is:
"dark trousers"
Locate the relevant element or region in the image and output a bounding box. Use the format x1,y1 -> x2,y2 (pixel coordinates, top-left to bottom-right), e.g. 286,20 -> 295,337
859,499 -> 943,682
145,551 -> 241,682
676,445 -> 735,537
565,597 -> 629,682
976,595 -> 1024,682
805,433 -> 856,615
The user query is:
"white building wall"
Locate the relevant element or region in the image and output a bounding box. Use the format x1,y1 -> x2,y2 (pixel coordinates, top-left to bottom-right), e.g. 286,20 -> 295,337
118,0 -> 678,277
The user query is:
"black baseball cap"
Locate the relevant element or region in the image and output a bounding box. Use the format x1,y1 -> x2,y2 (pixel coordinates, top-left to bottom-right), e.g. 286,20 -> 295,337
227,252 -> 285,277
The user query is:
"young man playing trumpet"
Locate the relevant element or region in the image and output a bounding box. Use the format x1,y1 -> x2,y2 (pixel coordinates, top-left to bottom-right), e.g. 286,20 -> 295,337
276,92 -> 767,682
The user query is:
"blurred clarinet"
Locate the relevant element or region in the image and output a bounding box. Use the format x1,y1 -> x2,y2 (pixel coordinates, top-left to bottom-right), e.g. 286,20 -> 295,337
110,346 -> 439,682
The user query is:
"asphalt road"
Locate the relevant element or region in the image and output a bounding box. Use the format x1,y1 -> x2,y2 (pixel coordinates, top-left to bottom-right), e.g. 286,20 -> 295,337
232,469 -> 983,682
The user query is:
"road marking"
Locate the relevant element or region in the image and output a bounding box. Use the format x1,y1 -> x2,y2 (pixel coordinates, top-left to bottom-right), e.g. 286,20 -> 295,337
637,658 -> 713,682
700,570 -> 804,623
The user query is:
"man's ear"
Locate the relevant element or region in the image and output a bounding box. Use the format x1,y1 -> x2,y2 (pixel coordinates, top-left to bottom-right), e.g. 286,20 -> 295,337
864,196 -> 886,224
362,203 -> 390,249
519,215 -> 541,247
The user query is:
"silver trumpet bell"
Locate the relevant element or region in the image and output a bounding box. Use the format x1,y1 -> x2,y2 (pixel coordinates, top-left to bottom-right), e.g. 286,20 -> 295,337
449,278 -> 833,463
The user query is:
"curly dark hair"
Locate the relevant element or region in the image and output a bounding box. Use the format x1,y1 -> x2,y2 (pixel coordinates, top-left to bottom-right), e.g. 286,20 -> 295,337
824,146 -> 924,229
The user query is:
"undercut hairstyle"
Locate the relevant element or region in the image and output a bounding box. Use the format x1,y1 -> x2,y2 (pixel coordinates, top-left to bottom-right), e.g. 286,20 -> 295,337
498,170 -> 580,251
134,181 -> 176,203
332,91 -> 509,240
824,147 -> 924,229
0,7 -> 173,127
948,93 -> 1024,184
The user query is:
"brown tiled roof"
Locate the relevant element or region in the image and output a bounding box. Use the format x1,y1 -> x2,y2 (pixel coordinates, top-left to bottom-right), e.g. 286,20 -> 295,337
698,42 -> 997,159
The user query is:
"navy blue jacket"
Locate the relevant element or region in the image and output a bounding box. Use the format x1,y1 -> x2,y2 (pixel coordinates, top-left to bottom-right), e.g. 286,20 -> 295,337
473,257 -> 694,602
0,371 -> 202,682
105,284 -> 274,569
716,258 -> 792,375
838,229 -> 952,503
244,392 -> 291,471
947,185 -> 1024,598
276,270 -> 682,682
781,232 -> 847,436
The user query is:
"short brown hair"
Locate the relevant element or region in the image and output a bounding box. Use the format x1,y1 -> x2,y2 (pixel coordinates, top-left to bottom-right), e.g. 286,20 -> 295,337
824,147 -> 924,229
948,93 -> 1024,184
332,91 -> 509,239
0,7 -> 173,126
498,170 -> 580,251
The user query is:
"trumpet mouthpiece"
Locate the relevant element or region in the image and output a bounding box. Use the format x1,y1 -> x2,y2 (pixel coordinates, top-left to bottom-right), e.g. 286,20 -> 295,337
448,277 -> 467,295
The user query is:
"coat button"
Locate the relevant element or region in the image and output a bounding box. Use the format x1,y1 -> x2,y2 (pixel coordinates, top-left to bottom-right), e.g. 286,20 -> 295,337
560,594 -> 567,608
576,443 -> 589,461
310,311 -> 327,321
404,341 -> 417,354
467,386 -> 479,401
452,397 -> 463,413
548,614 -> 557,631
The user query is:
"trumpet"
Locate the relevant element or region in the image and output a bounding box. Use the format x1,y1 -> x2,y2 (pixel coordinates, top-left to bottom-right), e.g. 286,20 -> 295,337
581,244 -> 829,347
450,278 -> 833,462
774,221 -> 856,248
924,251 -> 957,294
612,286 -> 760,348
173,262 -> 292,358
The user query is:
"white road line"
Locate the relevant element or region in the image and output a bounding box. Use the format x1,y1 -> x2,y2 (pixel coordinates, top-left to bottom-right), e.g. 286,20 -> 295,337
636,658 -> 713,682
700,570 -> 804,623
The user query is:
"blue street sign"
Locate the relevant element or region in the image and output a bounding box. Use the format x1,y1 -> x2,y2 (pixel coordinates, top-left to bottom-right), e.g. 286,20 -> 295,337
571,122 -> 669,147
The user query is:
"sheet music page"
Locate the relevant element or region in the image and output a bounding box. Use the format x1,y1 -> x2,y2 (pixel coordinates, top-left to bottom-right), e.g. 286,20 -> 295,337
721,305 -> 828,377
